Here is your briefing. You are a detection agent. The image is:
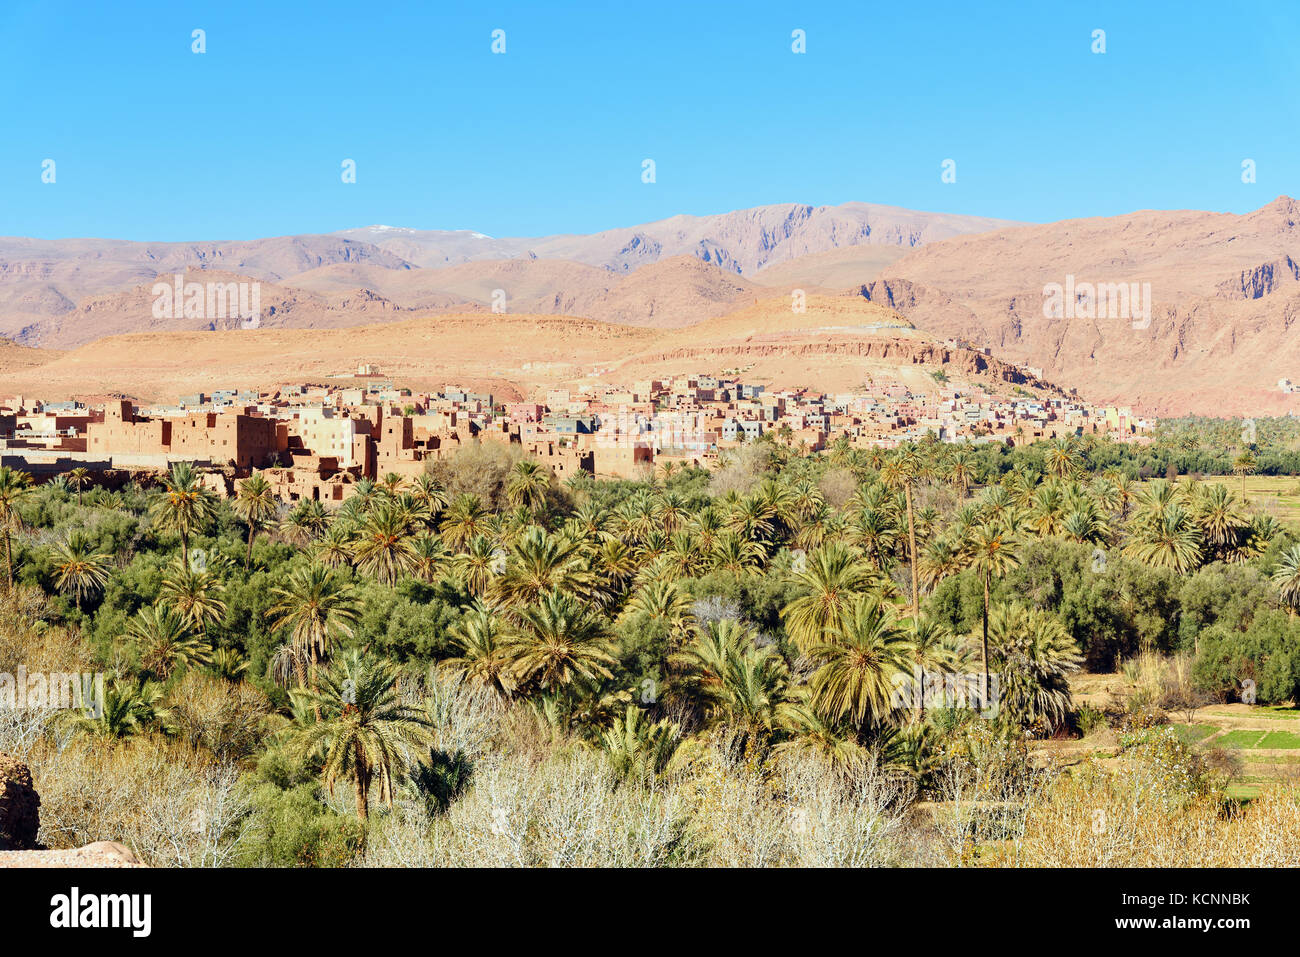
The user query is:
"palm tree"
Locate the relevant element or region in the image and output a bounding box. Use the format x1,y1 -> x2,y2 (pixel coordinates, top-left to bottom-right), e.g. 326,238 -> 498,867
620,577 -> 695,642
51,536 -> 112,611
455,534 -> 501,598
351,502 -> 416,585
232,474 -> 278,567
127,605 -> 211,679
600,705 -> 682,779
963,521 -> 1021,694
1232,451 -> 1257,503
497,526 -> 590,606
440,494 -> 490,550
709,531 -> 765,576
149,462 -> 218,567
1043,437 -> 1082,479
880,446 -> 923,619
69,678 -> 170,739
282,498 -> 330,545
987,603 -> 1081,734
672,619 -> 789,741
0,466 -> 33,590
444,601 -> 516,695
409,533 -> 449,583
288,650 -> 433,820
506,459 -> 551,512
805,595 -> 913,728
409,473 -> 448,525
1122,505 -> 1202,575
1193,483 -> 1246,560
312,522 -> 356,569
1273,545 -> 1300,613
781,541 -> 877,653
159,558 -> 228,636
947,447 -> 977,496
906,617 -> 957,719
67,467 -> 91,506
503,589 -> 615,694
266,565 -> 361,692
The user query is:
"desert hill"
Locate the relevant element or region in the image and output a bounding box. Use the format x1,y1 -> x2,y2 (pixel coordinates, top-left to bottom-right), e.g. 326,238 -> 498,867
15,269 -> 475,350
0,296 -> 1055,407
861,196 -> 1300,415
285,254 -> 764,329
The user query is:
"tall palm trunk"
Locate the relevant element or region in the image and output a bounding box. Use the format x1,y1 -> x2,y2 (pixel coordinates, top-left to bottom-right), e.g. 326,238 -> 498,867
3,529 -> 11,592
905,483 -> 919,620
981,569 -> 991,706
354,751 -> 369,820
246,524 -> 256,568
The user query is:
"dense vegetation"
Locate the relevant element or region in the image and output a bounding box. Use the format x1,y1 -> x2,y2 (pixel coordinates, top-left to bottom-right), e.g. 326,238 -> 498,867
4,428 -> 1300,866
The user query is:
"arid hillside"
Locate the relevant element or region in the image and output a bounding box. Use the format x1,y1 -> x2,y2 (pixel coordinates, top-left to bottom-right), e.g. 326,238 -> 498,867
866,196 -> 1300,415
0,296 -> 1056,406
3,201 -> 1008,348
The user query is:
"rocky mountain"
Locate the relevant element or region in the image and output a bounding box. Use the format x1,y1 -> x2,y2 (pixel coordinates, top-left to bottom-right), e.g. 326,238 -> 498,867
0,235 -> 412,339
331,202 -> 1018,275
0,202 -> 1014,346
857,196 -> 1300,415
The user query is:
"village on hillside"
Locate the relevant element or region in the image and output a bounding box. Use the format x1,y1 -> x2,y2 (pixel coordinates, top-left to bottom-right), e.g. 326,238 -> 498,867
0,365 -> 1154,500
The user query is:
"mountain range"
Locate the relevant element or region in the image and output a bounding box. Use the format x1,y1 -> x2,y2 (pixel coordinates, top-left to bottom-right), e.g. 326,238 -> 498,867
2,197 -> 1298,415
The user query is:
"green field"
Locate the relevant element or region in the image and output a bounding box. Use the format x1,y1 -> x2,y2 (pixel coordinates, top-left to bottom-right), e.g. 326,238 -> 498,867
1179,475 -> 1300,529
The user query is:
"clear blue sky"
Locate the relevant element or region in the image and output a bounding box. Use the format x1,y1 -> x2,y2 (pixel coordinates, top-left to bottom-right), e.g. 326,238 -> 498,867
2,0 -> 1298,241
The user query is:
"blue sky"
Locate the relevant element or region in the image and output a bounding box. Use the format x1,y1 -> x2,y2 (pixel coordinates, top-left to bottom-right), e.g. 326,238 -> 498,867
2,0 -> 1298,240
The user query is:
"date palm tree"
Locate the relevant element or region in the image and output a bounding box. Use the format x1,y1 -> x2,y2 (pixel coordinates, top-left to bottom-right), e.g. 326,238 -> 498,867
1044,437 -> 1082,479
232,473 -> 278,567
69,678 -> 170,739
312,521 -> 355,569
880,445 -> 923,619
52,536 -> 112,610
1271,544 -> 1300,613
67,466 -> 91,506
282,498 -> 330,545
620,577 -> 695,643
1122,504 -> 1202,575
159,558 -> 228,636
988,602 -> 1082,734
409,532 -> 449,583
351,501 -> 416,585
149,462 -> 217,568
503,589 -> 615,694
1232,450 -> 1257,503
506,459 -> 551,512
497,525 -> 590,606
440,493 -> 490,550
963,521 -> 1021,693
288,649 -> 433,820
805,595 -> 912,728
0,466 -> 33,590
444,601 -> 515,695
266,565 -> 361,692
781,541 -> 877,653
127,605 -> 211,680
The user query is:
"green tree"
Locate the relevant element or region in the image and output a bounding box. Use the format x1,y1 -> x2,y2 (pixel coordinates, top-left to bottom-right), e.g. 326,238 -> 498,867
233,473 -> 278,567
288,650 -> 433,820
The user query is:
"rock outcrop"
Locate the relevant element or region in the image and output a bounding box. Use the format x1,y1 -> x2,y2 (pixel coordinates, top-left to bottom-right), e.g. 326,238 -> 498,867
0,753 -> 41,851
